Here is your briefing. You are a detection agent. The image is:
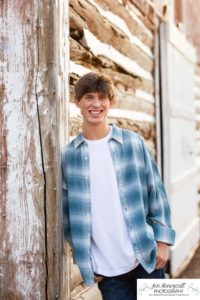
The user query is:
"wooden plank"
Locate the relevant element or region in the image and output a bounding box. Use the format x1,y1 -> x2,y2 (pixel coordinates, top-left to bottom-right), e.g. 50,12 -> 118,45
167,22 -> 196,64
53,1 -> 69,299
102,69 -> 154,93
130,0 -> 158,27
35,0 -> 66,297
95,0 -> 153,48
0,1 -> 46,299
81,28 -> 153,79
87,0 -> 153,58
70,0 -> 154,73
70,67 -> 154,95
0,1 -> 68,299
70,40 -> 154,93
114,85 -> 155,114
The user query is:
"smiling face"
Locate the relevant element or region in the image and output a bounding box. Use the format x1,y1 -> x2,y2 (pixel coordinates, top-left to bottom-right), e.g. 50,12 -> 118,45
75,92 -> 115,126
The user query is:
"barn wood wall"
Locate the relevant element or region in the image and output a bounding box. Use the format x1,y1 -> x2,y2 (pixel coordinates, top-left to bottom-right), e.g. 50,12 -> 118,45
0,0 -> 69,298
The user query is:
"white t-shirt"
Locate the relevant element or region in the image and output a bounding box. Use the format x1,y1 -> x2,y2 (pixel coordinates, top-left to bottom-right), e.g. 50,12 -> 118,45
84,126 -> 138,276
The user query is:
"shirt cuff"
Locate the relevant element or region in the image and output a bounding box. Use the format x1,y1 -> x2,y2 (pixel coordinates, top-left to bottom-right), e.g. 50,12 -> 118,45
152,222 -> 176,245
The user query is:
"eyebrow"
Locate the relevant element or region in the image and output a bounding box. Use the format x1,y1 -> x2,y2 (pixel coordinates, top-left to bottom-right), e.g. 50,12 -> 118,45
85,93 -> 107,96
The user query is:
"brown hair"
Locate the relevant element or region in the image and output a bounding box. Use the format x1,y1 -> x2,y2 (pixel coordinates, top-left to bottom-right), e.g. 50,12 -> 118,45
74,72 -> 115,101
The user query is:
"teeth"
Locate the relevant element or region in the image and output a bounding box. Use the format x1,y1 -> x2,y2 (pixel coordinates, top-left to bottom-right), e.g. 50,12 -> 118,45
90,111 -> 101,114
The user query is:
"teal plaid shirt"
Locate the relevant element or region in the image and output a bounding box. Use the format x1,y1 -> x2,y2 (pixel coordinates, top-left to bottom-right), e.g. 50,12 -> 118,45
61,124 -> 175,286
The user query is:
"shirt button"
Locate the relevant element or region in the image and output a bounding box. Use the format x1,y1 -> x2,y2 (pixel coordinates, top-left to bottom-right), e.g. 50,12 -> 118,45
124,207 -> 128,211
84,157 -> 88,160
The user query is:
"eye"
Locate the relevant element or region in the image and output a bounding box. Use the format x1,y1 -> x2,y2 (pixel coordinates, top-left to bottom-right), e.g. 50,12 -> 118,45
85,95 -> 94,100
99,95 -> 107,101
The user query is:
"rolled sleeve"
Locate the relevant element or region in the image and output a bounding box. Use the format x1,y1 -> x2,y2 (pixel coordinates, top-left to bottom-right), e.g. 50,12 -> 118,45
150,221 -> 176,245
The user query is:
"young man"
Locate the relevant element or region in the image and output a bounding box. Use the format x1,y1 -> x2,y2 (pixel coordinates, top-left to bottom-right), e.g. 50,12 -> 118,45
62,72 -> 175,300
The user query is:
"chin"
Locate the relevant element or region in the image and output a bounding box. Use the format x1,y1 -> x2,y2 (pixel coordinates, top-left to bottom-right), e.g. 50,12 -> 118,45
88,118 -> 104,124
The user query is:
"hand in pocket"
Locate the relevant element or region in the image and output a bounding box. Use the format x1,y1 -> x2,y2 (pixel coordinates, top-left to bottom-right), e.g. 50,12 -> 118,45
156,242 -> 169,269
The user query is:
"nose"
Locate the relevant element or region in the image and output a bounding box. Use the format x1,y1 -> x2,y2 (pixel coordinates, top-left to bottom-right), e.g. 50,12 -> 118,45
91,98 -> 101,107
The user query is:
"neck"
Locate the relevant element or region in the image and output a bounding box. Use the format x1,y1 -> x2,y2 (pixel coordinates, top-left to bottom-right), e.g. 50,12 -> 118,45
82,123 -> 110,140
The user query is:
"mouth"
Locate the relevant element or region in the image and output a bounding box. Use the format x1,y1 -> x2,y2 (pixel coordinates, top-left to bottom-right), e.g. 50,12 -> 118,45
89,110 -> 103,117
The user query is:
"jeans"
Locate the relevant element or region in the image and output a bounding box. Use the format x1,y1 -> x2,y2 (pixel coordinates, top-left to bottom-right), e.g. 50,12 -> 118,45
97,264 -> 165,300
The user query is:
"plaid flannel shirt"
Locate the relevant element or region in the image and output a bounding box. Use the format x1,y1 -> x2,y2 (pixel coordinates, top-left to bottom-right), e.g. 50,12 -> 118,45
61,124 -> 175,286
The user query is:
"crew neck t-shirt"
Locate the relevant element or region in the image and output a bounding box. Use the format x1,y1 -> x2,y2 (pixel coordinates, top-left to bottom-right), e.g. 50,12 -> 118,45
84,126 -> 139,276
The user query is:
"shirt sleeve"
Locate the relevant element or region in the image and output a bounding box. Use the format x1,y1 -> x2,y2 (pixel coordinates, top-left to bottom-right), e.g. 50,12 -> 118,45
61,151 -> 72,246
142,139 -> 176,245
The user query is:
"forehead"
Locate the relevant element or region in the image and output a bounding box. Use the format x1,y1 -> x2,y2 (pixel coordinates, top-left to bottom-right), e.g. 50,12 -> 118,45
83,92 -> 108,97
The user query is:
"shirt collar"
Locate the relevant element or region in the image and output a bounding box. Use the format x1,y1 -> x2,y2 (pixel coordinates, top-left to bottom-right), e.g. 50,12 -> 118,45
73,133 -> 85,148
73,124 -> 123,148
110,124 -> 123,144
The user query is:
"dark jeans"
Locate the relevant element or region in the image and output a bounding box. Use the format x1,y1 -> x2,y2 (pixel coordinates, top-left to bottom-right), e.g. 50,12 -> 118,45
97,264 -> 165,300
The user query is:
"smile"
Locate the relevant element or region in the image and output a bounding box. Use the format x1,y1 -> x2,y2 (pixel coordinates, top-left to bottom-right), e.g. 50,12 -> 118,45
89,110 -> 103,116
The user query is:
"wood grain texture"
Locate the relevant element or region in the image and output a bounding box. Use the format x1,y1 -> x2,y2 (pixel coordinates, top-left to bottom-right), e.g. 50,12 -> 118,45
95,0 -> 153,48
0,1 -> 46,299
0,0 -> 68,298
70,38 -> 154,93
70,0 -> 153,73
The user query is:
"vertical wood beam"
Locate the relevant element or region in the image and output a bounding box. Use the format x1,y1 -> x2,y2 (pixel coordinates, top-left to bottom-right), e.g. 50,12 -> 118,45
0,1 -> 69,299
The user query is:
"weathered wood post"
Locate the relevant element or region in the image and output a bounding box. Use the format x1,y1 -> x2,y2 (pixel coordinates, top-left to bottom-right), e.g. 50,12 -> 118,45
0,0 -> 69,299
